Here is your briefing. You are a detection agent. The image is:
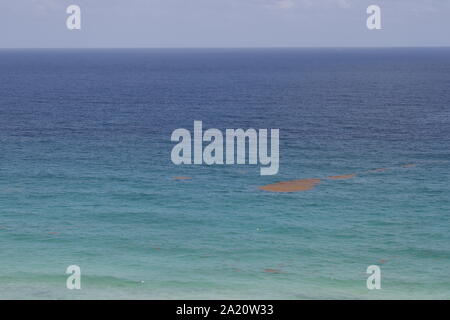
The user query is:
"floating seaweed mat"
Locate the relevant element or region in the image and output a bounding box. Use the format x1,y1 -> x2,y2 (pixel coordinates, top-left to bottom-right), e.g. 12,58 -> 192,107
259,178 -> 321,192
328,174 -> 356,180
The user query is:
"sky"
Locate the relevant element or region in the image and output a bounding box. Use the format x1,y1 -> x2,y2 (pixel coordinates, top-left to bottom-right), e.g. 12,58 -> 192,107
0,0 -> 449,48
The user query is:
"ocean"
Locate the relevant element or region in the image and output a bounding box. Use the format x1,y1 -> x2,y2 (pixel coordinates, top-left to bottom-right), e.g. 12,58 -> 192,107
0,48 -> 449,299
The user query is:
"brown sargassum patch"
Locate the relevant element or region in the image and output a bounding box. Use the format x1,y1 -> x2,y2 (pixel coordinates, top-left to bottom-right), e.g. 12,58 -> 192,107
366,168 -> 388,173
263,268 -> 282,274
259,178 -> 321,192
327,174 -> 356,180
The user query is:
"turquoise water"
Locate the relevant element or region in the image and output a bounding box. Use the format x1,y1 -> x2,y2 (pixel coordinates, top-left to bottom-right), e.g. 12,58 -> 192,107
0,48 -> 449,299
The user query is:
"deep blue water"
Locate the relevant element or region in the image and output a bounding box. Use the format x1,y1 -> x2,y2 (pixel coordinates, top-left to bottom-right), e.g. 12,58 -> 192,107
0,48 -> 449,299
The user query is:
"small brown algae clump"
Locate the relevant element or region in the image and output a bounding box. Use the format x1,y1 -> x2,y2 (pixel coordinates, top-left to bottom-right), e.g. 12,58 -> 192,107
366,168 -> 388,173
259,178 -> 321,192
263,268 -> 282,274
328,174 -> 356,180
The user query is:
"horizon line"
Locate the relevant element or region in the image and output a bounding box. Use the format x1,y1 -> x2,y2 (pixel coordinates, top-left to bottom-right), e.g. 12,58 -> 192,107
1,45 -> 450,50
